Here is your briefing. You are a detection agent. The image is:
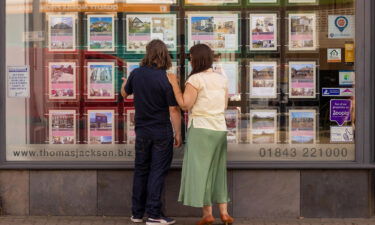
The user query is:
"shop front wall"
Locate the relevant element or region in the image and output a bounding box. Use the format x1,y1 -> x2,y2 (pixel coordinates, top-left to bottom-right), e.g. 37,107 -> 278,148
1,0 -> 374,219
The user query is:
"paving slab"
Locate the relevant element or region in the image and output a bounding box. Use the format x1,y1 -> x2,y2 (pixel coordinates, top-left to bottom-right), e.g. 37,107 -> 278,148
0,217 -> 374,225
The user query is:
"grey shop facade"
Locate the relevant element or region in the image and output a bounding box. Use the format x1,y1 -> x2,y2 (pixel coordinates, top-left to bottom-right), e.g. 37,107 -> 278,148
1,0 -> 375,218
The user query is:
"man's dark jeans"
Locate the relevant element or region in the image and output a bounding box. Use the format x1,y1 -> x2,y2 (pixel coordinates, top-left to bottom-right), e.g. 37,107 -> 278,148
132,133 -> 174,219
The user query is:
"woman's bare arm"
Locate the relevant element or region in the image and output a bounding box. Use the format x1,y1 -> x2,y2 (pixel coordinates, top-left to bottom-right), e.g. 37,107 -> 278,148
225,88 -> 229,110
167,74 -> 198,111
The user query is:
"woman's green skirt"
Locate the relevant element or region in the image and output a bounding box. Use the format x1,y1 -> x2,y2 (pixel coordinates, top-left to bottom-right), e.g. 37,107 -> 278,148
178,125 -> 229,207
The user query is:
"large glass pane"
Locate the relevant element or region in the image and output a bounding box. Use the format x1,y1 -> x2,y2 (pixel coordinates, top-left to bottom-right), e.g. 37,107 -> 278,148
5,0 -> 356,162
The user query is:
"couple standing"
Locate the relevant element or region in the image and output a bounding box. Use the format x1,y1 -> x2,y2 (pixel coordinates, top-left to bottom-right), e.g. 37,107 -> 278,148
121,40 -> 234,225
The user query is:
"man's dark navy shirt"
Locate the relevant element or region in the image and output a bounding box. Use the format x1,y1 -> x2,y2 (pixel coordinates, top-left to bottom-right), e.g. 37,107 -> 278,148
125,65 -> 178,138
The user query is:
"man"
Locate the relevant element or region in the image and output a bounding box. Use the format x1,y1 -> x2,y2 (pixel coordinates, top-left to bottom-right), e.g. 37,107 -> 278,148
121,40 -> 182,225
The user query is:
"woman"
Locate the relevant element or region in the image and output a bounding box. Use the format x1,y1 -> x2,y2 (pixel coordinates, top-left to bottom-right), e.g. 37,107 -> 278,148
167,44 -> 234,225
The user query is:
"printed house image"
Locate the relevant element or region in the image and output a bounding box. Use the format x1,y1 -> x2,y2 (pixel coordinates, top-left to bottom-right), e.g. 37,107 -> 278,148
192,16 -> 214,33
291,66 -> 314,79
291,16 -> 314,33
90,67 -> 112,82
90,113 -> 111,129
90,20 -> 112,33
129,17 -> 151,34
52,114 -> 74,129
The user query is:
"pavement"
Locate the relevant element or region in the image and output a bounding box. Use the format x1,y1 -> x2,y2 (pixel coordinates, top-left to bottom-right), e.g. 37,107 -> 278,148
0,217 -> 375,225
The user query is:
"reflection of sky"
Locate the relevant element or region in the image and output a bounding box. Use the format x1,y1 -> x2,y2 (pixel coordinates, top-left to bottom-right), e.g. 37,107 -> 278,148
191,17 -> 211,23
89,112 -> 113,123
291,112 -> 314,119
253,65 -> 273,71
90,17 -> 112,24
129,65 -> 139,73
52,16 -> 73,27
291,64 -> 313,70
101,136 -> 113,142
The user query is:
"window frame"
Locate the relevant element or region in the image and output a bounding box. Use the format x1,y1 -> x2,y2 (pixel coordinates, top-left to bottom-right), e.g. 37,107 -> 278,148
0,0 -> 374,169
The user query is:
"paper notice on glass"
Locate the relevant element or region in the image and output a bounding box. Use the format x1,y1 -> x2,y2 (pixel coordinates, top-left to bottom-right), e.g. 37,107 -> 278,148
48,14 -> 76,52
288,13 -> 317,51
212,62 -> 239,96
330,126 -> 354,143
250,61 -> 277,99
88,15 -> 115,52
48,62 -> 77,100
289,61 -> 316,98
250,13 -> 277,51
249,110 -> 277,144
87,62 -> 115,100
187,61 -> 239,99
49,110 -> 76,144
126,14 -> 177,52
7,66 -> 30,98
88,110 -> 115,144
125,108 -> 136,145
328,15 -> 355,39
187,12 -> 239,52
327,48 -> 342,63
289,110 -> 316,144
344,43 -> 355,63
225,109 -> 240,144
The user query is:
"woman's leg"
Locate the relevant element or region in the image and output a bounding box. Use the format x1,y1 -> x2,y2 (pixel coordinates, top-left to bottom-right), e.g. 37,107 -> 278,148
202,205 -> 213,217
197,206 -> 215,225
219,203 -> 234,224
218,203 -> 228,216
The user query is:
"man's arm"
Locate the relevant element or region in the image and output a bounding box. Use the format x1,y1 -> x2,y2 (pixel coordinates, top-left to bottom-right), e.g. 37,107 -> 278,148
169,106 -> 182,148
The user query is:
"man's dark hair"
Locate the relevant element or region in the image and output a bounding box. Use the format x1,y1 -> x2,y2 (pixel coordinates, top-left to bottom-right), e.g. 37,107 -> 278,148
140,39 -> 172,70
189,44 -> 214,76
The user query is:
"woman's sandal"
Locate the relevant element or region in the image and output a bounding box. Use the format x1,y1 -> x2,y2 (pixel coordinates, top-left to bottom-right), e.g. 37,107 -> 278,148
196,215 -> 215,225
220,214 -> 234,225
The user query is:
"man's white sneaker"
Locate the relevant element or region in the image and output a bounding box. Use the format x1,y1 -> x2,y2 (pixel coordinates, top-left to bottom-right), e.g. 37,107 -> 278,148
131,216 -> 144,223
146,217 -> 176,225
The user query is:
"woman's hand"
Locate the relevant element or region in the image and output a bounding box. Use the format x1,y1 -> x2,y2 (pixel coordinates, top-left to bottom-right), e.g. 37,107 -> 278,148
121,77 -> 127,87
167,73 -> 179,87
